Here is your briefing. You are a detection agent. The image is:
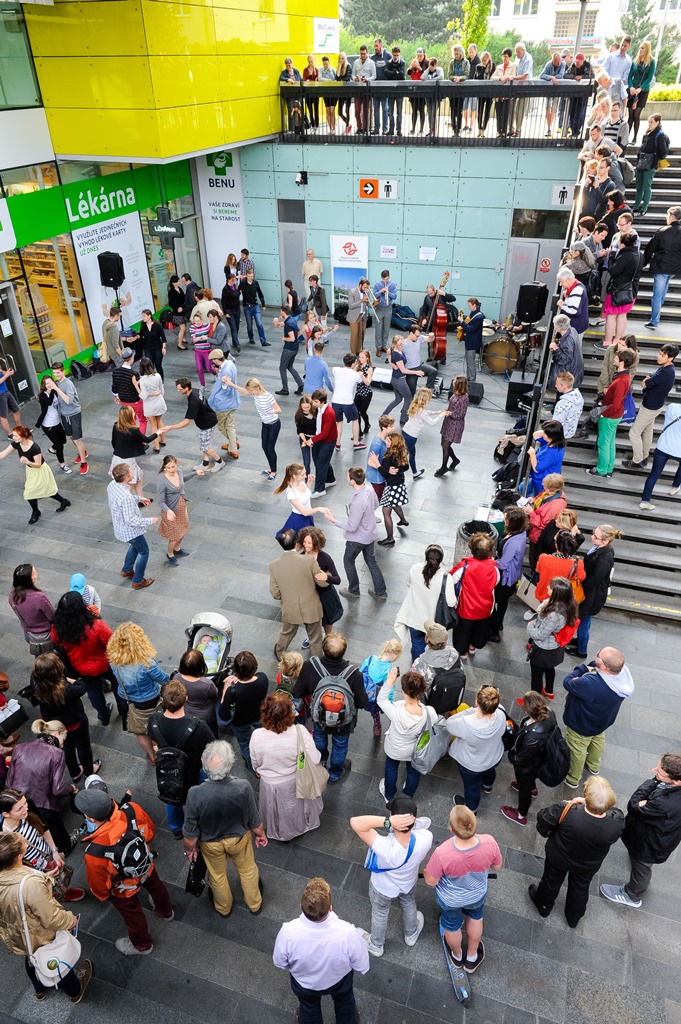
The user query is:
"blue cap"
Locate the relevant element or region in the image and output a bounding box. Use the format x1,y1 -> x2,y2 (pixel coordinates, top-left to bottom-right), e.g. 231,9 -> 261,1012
70,573 -> 86,595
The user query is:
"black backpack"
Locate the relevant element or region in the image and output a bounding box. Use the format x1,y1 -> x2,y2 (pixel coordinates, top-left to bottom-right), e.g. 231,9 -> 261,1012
149,715 -> 197,805
425,663 -> 466,716
69,360 -> 92,380
86,803 -> 154,883
537,721 -> 571,788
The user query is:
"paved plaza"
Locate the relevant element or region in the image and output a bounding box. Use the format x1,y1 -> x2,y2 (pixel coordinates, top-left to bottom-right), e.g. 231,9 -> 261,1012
1,331 -> 679,1024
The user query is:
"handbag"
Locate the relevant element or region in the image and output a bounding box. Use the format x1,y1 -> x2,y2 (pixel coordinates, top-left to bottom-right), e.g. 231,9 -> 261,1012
18,874 -> 81,987
568,559 -> 585,604
295,724 -> 329,800
319,583 -> 344,625
611,282 -> 634,307
435,575 -> 457,630
636,150 -> 655,171
516,574 -> 540,612
25,630 -> 54,657
185,849 -> 207,897
411,712 -> 451,775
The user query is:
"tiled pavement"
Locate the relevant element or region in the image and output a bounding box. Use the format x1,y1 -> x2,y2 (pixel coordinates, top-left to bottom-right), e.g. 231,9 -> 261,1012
1,330 -> 679,1024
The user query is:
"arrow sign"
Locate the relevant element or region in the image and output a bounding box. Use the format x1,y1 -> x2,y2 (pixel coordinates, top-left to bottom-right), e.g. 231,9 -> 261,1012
359,178 -> 378,198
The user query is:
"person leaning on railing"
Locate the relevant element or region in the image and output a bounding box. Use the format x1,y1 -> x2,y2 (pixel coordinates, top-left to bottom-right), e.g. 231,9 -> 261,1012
474,51 -> 496,138
490,48 -> 515,138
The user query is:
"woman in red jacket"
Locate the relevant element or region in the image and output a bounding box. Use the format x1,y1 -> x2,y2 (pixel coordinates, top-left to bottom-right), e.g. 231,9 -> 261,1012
528,474 -> 567,570
586,348 -> 636,478
51,592 -> 126,726
447,532 -> 500,658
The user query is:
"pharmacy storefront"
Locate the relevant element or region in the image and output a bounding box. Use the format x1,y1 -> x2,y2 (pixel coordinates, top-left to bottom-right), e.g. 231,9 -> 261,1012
0,160 -> 198,383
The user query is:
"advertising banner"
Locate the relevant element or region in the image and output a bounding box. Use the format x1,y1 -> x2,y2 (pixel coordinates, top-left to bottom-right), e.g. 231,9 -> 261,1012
194,150 -> 248,295
330,234 -> 369,311
71,212 -> 154,332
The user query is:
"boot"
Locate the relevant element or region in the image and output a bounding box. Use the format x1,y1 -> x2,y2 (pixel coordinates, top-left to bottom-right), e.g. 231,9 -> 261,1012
448,449 -> 460,471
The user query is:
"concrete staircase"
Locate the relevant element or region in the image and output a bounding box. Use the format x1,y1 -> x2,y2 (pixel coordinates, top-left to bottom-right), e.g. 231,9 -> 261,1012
553,149 -> 681,622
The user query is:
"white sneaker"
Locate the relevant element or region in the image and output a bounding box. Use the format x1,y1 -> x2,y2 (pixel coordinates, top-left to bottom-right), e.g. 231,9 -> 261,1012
671,486 -> 680,496
210,460 -> 224,473
404,910 -> 424,947
523,609 -> 535,621
311,489 -> 326,497
563,779 -> 580,789
60,464 -> 73,474
378,778 -> 389,805
639,501 -> 656,510
115,937 -> 154,956
359,929 -> 384,956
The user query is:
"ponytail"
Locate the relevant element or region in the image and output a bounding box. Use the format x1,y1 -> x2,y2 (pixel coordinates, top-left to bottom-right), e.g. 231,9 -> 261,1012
31,718 -> 67,738
422,544 -> 444,588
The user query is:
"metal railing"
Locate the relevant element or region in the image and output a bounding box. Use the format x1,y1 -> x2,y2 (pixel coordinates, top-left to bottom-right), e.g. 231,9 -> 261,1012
279,80 -> 597,148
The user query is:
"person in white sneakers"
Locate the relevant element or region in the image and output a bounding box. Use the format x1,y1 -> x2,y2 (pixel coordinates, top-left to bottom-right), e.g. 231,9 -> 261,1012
351,796 -> 433,957
332,353 -> 366,451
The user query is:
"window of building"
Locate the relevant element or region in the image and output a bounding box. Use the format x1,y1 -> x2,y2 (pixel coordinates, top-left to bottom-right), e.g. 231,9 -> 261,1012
512,209 -> 571,239
553,10 -> 598,35
491,0 -> 502,16
513,0 -> 539,16
0,3 -> 40,109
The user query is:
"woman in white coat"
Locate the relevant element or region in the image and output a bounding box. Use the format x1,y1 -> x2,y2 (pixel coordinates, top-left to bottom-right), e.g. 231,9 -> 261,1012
394,544 -> 446,661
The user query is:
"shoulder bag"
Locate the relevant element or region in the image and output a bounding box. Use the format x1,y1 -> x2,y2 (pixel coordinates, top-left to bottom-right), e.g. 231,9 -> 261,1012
365,832 -> 416,873
18,873 -> 81,987
568,559 -> 585,604
295,724 -> 329,800
435,575 -> 457,630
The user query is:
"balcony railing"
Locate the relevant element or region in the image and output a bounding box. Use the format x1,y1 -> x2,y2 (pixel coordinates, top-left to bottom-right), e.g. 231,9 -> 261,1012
279,80 -> 597,148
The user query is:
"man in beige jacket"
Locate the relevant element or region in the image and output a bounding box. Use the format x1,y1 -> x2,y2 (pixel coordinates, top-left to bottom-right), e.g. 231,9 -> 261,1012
0,832 -> 92,1002
269,527 -> 328,658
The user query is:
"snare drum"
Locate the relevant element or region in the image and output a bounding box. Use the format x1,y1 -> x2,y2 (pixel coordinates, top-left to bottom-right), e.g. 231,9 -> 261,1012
484,338 -> 520,373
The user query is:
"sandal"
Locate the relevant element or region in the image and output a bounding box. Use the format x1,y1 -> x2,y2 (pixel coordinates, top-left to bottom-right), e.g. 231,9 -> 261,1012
92,759 -> 103,774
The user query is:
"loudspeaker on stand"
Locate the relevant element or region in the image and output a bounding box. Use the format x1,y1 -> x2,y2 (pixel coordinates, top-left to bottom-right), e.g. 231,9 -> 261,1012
516,282 -> 548,323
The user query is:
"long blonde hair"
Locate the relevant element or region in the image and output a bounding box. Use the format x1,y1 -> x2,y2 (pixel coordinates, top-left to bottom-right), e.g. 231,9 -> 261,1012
337,52 -> 348,76
107,622 -> 157,668
637,41 -> 652,66
116,406 -> 137,433
407,387 -> 433,418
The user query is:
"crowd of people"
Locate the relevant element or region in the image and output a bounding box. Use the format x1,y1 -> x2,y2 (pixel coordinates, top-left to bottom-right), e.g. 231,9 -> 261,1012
278,35 -> 665,145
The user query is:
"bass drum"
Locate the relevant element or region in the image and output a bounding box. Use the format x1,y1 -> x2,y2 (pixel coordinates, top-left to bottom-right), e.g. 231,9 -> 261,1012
484,338 -> 520,373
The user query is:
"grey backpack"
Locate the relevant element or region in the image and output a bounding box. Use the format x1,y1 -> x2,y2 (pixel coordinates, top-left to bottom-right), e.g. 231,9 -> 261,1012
309,657 -> 356,730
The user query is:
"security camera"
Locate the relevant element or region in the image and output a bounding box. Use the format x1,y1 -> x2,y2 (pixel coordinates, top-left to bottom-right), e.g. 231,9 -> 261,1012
295,171 -> 308,186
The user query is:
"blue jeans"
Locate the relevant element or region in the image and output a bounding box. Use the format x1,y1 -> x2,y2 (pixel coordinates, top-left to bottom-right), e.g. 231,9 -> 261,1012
456,759 -> 500,813
244,304 -> 267,344
576,616 -> 591,656
166,802 -> 185,835
403,431 -> 418,474
343,540 -> 386,596
261,419 -> 281,473
642,448 -> 681,502
408,626 -> 426,662
231,723 -> 257,773
372,96 -> 389,132
313,723 -> 349,781
384,754 -> 421,801
650,273 -> 673,326
122,533 -> 149,585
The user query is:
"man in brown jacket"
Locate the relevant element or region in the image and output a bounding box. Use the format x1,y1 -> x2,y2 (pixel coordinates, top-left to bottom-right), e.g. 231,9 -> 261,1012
269,527 -> 328,658
0,832 -> 92,1002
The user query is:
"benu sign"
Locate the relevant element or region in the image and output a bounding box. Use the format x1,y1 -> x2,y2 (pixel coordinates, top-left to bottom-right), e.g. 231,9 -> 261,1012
147,206 -> 184,246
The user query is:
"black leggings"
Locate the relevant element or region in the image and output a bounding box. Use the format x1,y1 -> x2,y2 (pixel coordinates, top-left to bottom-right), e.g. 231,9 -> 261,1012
28,494 -> 67,513
355,392 -> 373,433
35,805 -> 72,853
41,424 -> 66,463
530,661 -> 555,695
514,771 -> 537,817
63,716 -> 94,778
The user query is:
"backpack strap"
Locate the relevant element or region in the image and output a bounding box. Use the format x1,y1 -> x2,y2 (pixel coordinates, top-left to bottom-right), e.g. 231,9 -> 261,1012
310,657 -> 325,679
150,715 -> 196,751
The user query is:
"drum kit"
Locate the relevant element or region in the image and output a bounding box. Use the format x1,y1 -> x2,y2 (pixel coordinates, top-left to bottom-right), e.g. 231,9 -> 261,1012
481,319 -> 544,375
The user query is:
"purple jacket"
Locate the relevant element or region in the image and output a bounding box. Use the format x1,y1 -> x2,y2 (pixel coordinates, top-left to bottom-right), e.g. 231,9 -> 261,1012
6,738 -> 71,811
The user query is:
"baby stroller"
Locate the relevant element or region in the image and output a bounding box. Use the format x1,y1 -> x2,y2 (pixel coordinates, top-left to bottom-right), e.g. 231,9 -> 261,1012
185,612 -> 233,684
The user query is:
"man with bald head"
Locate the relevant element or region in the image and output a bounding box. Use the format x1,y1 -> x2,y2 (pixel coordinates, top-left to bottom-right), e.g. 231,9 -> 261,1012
562,647 -> 635,788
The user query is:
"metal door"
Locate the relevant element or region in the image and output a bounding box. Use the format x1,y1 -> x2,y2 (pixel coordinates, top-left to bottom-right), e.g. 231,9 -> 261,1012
500,240 -> 540,320
0,282 -> 39,405
277,223 -> 307,298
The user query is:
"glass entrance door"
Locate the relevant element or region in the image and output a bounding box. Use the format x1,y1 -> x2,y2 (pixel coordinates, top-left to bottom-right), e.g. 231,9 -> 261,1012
0,281 -> 39,404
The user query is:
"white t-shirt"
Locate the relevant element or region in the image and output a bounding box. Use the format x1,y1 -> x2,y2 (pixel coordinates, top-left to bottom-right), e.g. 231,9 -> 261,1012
332,367 -> 362,406
42,392 -> 60,428
286,484 -> 311,513
369,823 -> 434,898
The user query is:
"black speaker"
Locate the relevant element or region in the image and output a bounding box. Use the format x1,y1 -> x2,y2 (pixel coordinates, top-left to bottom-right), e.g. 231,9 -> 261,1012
516,282 -> 548,323
505,371 -> 534,412
468,381 -> 484,406
98,251 -> 125,289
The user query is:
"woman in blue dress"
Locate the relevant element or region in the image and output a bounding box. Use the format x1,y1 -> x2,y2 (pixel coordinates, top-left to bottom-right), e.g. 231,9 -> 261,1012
274,462 -> 329,536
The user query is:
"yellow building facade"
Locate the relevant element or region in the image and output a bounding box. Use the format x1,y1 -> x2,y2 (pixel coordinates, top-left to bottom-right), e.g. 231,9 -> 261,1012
24,0 -> 337,161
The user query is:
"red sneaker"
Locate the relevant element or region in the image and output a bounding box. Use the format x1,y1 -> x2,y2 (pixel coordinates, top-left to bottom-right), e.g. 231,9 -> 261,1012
79,463 -> 89,475
74,451 -> 89,464
501,805 -> 527,827
515,697 -> 525,707
63,887 -> 86,902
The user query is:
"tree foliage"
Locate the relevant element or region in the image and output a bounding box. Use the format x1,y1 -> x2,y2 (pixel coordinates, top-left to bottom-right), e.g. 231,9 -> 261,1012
341,0 -> 461,46
605,0 -> 679,84
461,0 -> 492,51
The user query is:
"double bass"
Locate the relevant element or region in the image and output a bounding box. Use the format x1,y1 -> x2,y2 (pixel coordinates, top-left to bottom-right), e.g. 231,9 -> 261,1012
426,271 -> 450,365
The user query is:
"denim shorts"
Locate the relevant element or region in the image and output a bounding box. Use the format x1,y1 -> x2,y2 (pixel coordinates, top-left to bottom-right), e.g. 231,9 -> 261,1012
436,893 -> 486,932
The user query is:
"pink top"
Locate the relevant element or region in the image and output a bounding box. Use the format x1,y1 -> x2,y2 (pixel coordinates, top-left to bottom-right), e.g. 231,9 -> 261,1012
249,723 -> 321,782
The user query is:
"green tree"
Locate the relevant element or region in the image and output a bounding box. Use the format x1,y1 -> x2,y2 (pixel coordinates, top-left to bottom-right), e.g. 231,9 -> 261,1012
461,0 -> 492,50
657,24 -> 681,83
341,0 -> 462,46
606,0 -> 656,49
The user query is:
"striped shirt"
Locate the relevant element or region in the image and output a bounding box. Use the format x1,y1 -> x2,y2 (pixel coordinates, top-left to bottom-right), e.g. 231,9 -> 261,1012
426,834 -> 501,907
190,322 -> 211,350
252,391 -> 279,424
2,818 -> 54,872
